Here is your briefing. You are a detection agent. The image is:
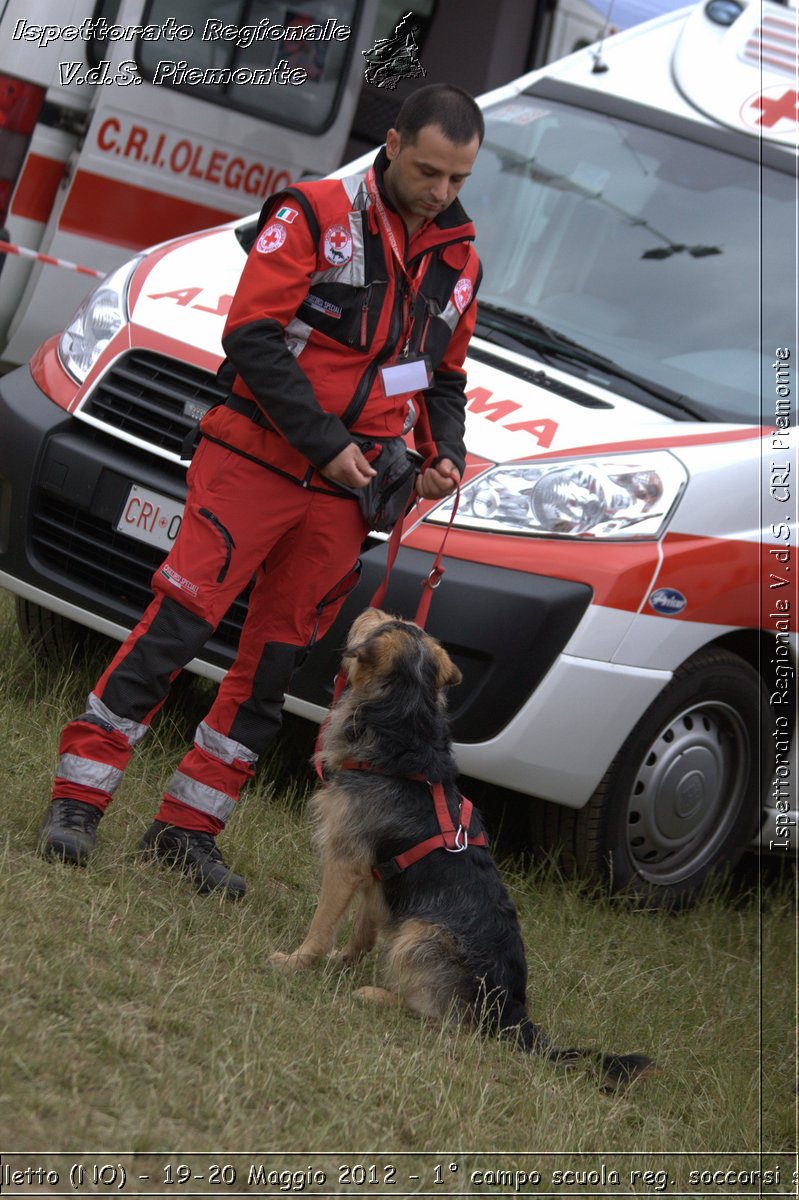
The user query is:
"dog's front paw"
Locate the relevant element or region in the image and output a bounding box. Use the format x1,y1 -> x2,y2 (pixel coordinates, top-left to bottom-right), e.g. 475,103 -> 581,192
354,985 -> 401,1007
269,949 -> 316,973
326,947 -> 361,970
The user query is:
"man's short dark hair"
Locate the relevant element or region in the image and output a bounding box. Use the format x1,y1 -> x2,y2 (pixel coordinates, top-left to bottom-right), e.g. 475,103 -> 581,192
395,84 -> 485,147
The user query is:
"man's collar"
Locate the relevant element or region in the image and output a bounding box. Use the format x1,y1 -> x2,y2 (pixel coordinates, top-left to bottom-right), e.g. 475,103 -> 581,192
373,145 -> 391,195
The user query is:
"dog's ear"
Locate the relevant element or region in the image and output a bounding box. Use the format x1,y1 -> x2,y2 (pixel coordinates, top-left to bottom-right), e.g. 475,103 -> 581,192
342,637 -> 381,687
434,644 -> 462,689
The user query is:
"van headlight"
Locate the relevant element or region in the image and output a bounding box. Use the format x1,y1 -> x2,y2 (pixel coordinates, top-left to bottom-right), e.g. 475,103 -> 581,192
428,452 -> 687,539
58,256 -> 142,383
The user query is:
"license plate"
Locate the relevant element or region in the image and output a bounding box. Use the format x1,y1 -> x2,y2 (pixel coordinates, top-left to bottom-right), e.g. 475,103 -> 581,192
116,484 -> 184,553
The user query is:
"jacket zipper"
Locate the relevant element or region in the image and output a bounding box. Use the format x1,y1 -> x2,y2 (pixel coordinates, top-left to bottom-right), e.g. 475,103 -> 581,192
341,265 -> 408,428
352,281 -> 387,349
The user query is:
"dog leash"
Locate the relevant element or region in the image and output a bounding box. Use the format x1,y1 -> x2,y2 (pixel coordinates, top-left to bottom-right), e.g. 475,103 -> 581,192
314,463 -> 461,775
370,457 -> 461,625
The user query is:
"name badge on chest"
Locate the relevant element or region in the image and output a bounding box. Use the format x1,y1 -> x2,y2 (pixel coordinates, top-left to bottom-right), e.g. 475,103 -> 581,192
379,354 -> 432,397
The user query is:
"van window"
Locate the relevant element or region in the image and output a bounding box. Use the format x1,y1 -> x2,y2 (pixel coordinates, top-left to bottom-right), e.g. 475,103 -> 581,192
470,94 -> 793,423
87,0 -> 123,65
136,0 -> 361,131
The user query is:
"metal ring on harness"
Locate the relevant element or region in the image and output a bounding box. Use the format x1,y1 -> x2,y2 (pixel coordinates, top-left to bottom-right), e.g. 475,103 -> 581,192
446,825 -> 469,852
427,567 -> 445,589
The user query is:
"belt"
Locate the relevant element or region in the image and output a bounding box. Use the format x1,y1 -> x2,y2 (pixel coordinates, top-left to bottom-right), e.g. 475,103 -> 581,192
224,392 -> 385,445
225,393 -> 277,431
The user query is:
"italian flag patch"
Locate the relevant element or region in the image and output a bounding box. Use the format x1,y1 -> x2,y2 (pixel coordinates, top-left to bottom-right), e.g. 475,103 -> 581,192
275,206 -> 298,224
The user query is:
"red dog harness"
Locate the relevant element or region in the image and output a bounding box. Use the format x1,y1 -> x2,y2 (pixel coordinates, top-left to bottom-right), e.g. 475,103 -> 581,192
338,760 -> 488,880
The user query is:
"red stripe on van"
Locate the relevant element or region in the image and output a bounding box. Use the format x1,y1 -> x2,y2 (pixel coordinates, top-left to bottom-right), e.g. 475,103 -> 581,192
655,533 -> 760,627
405,520 -> 660,612
409,519 -> 789,630
657,535 -> 796,629
57,170 -> 237,248
10,153 -> 65,223
515,426 -> 767,462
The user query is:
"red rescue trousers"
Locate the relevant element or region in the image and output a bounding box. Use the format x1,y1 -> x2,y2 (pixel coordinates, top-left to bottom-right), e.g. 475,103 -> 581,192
52,437 -> 367,833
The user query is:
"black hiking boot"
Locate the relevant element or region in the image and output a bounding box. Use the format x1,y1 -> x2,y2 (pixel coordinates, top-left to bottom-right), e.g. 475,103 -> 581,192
37,798 -> 102,866
139,820 -> 247,900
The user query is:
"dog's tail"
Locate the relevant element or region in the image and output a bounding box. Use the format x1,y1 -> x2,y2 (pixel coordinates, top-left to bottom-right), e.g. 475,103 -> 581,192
503,1004 -> 658,1092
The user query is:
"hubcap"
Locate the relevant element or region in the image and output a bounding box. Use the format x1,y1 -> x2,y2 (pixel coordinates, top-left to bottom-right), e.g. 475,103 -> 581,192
626,701 -> 749,884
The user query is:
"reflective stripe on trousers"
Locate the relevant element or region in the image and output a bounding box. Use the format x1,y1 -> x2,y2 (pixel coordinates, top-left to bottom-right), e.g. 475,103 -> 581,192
159,721 -> 260,824
52,693 -> 151,809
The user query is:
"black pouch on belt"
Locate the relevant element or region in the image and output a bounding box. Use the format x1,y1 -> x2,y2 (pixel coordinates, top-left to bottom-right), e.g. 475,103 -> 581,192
349,437 -> 422,533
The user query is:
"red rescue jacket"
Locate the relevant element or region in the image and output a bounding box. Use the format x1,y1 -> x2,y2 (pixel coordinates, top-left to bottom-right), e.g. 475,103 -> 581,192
201,148 -> 481,487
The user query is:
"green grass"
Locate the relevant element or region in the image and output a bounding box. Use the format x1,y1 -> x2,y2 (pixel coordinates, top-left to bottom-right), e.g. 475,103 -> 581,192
0,590 -> 796,1182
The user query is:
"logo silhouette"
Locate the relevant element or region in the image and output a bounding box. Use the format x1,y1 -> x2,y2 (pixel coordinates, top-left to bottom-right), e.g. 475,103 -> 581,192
363,12 -> 427,90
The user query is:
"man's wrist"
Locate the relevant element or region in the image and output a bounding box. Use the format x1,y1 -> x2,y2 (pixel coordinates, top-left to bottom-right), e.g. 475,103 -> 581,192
315,434 -> 355,471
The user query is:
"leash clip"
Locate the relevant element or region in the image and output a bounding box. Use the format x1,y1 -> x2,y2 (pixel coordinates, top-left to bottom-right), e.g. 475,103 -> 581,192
427,566 -> 445,590
447,825 -> 469,853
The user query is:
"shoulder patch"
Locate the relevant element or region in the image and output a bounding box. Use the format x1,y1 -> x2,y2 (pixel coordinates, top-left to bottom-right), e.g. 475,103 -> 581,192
256,223 -> 287,254
453,277 -> 473,314
274,206 -> 298,224
323,223 -> 353,266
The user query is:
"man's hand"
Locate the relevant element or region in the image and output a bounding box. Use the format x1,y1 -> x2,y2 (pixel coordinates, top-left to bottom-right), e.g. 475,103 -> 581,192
416,457 -> 460,500
320,443 -> 378,489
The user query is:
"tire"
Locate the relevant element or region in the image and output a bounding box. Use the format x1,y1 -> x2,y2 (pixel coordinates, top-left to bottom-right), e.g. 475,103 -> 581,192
14,597 -> 90,664
13,597 -> 199,710
547,647 -> 769,908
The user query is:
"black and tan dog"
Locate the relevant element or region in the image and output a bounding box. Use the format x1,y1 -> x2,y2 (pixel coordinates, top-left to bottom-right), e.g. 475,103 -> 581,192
271,608 -> 657,1091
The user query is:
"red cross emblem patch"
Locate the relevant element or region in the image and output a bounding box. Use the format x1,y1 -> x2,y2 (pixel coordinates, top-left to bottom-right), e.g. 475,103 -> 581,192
323,224 -> 353,265
453,277 -> 473,314
256,222 -> 287,254
741,87 -> 799,133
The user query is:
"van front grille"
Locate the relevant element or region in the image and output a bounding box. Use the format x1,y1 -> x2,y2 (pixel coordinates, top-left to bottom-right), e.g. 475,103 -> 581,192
30,492 -> 247,657
78,350 -> 226,458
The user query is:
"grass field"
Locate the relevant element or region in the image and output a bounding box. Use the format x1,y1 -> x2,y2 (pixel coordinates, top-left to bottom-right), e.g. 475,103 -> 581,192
0,590 -> 796,1194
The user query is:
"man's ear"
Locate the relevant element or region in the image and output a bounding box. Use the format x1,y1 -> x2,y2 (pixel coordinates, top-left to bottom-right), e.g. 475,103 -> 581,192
385,128 -> 401,162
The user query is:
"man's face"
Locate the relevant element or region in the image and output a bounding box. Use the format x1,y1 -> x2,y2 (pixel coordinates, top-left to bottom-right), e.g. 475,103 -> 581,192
383,123 -> 480,230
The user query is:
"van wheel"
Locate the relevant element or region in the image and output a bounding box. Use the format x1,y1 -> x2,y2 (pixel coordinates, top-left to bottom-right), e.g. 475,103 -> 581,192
547,648 -> 768,908
14,597 -> 89,664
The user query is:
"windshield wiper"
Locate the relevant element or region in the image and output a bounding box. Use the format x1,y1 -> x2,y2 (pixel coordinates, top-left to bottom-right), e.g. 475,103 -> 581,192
475,302 -> 705,420
476,303 -> 583,357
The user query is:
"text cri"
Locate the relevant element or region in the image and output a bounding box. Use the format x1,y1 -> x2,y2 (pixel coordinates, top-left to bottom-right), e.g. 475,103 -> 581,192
123,495 -> 181,541
96,118 -> 291,198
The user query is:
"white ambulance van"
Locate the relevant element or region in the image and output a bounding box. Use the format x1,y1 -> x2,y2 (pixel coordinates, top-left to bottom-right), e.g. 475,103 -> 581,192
0,0 -> 796,906
0,0 -> 377,364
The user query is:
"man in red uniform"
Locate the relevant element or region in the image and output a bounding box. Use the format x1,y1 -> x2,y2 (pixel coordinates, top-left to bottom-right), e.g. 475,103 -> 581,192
36,84 -> 484,899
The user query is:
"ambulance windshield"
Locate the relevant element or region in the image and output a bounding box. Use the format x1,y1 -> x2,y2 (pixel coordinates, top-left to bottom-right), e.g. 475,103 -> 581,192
470,94 -> 792,422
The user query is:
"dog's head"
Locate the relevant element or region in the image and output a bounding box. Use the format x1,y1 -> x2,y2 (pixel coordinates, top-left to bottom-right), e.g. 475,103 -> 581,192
343,608 -> 462,697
